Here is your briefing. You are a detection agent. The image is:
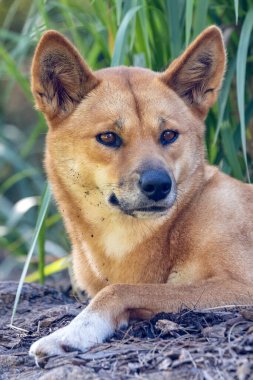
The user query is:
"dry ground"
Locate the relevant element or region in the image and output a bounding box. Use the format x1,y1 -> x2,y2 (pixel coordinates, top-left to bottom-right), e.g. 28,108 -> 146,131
0,281 -> 253,380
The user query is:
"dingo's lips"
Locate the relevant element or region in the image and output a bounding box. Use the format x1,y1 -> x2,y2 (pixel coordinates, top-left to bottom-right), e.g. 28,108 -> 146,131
132,206 -> 168,213
123,206 -> 169,215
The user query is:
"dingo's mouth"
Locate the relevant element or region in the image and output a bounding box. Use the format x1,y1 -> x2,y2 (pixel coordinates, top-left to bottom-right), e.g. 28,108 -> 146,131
130,206 -> 168,213
108,193 -> 170,217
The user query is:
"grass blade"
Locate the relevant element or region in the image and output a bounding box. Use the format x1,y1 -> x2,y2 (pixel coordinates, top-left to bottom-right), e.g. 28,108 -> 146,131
25,257 -> 70,282
213,59 -> 236,145
0,44 -> 32,101
165,0 -> 185,58
115,0 -> 123,26
58,0 -> 85,54
38,215 -> 46,285
10,185 -> 51,325
0,168 -> 36,194
234,0 -> 239,25
221,122 -> 244,180
236,7 -> 253,182
185,0 -> 193,46
111,5 -> 141,66
136,1 -> 151,67
193,0 -> 209,37
2,0 -> 20,29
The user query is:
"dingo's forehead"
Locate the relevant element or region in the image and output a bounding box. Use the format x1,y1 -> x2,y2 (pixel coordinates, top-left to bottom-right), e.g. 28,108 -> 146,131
73,66 -> 195,136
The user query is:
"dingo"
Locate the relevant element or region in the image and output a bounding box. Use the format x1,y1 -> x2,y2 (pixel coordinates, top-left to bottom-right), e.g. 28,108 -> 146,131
29,26 -> 253,361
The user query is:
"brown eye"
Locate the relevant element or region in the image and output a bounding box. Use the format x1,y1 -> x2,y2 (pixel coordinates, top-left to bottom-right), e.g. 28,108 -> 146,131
96,132 -> 122,148
100,133 -> 115,144
160,130 -> 179,145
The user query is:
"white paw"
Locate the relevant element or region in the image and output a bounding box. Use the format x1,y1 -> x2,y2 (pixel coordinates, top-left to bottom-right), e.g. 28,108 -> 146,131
29,310 -> 114,365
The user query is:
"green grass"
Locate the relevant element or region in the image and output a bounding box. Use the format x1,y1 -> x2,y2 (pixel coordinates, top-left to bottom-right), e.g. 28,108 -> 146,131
0,0 -> 252,306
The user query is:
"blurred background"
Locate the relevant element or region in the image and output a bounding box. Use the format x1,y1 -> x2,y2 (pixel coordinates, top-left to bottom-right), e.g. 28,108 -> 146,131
0,0 -> 252,286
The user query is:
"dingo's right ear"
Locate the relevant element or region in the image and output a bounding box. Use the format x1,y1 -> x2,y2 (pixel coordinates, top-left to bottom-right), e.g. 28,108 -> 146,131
31,30 -> 99,123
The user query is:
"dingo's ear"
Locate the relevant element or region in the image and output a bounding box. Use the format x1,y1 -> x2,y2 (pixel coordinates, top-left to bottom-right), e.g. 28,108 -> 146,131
161,26 -> 226,118
31,30 -> 99,122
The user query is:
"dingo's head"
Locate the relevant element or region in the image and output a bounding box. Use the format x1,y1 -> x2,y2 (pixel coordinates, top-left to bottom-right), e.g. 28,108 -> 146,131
32,27 -> 225,221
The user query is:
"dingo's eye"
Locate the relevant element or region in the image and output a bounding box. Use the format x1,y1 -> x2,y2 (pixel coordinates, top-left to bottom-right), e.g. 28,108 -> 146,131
96,132 -> 122,148
160,130 -> 179,145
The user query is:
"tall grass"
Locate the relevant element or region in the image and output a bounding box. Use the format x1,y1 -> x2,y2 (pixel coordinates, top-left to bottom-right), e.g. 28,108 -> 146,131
0,0 -> 252,298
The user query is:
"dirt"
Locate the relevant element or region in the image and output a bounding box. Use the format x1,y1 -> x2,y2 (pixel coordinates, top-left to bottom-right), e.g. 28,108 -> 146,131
0,281 -> 253,380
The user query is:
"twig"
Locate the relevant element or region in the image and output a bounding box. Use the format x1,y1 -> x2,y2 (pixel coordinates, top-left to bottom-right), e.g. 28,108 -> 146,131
7,324 -> 29,333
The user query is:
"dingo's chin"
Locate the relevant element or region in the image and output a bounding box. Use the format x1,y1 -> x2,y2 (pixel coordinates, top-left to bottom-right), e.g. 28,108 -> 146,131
130,208 -> 170,219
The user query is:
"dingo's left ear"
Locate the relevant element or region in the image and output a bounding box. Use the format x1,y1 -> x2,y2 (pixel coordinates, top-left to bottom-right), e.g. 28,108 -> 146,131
161,26 -> 226,118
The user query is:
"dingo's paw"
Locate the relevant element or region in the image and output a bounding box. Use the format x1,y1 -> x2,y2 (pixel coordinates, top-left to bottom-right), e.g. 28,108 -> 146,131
29,310 -> 113,366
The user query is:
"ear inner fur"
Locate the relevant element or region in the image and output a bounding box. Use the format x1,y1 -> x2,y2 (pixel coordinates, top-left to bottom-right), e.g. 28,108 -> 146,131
160,26 -> 226,118
31,30 -> 99,122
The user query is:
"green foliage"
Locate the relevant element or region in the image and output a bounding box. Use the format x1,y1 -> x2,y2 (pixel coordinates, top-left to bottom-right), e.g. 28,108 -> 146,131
0,0 -> 252,287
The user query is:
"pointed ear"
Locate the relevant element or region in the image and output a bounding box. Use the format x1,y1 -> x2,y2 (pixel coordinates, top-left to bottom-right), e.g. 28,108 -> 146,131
160,26 -> 226,118
31,30 -> 99,122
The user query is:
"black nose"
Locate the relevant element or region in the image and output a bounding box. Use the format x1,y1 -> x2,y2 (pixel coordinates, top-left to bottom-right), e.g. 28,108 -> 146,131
139,169 -> 172,201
